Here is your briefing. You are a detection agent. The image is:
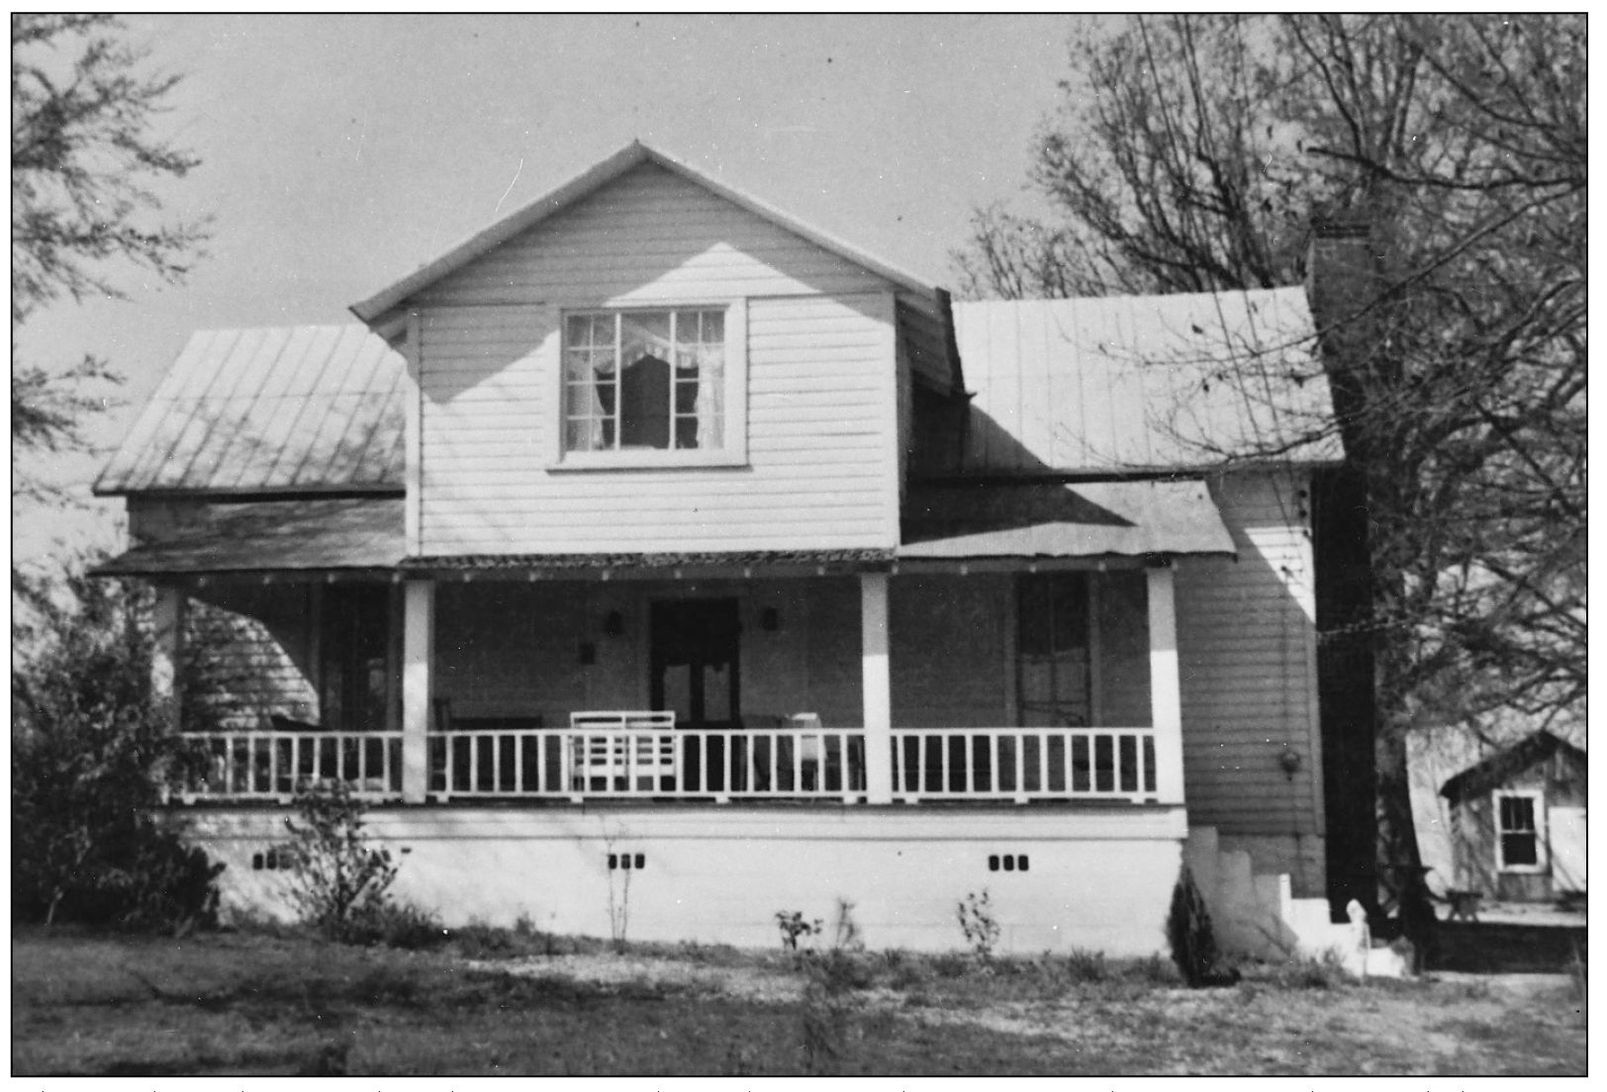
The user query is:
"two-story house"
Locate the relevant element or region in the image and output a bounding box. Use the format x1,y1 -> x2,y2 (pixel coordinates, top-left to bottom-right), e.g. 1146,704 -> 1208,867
96,142 -> 1361,956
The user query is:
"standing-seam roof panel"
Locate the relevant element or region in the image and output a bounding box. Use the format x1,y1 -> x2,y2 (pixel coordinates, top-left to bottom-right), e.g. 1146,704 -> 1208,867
951,288 -> 1343,474
94,325 -> 406,495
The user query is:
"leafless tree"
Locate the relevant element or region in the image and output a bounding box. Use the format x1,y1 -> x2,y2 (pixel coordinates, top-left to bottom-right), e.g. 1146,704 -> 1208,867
957,14 -> 1585,942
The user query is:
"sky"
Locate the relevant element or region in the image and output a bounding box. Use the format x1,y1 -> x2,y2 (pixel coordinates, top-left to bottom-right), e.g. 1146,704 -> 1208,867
14,13 -> 1084,563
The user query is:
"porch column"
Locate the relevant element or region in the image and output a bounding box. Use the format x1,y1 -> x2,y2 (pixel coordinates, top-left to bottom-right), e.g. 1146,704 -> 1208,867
1146,563 -> 1186,805
860,572 -> 893,804
151,584 -> 186,732
401,579 -> 435,804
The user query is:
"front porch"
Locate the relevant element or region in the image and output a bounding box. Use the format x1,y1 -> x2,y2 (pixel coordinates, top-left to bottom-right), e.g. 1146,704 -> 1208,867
155,560 -> 1186,811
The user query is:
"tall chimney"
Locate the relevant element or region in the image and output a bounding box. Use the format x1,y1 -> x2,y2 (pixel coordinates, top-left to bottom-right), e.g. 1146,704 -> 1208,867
1306,210 -> 1385,444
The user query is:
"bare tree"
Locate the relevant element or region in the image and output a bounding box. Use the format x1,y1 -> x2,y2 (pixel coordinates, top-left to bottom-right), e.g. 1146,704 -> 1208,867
957,14 -> 1585,944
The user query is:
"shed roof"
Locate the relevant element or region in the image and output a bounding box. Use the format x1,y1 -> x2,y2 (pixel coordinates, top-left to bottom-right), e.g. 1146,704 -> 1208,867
949,289 -> 1343,475
1440,730 -> 1589,804
900,479 -> 1234,560
94,497 -> 405,576
93,325 -> 405,496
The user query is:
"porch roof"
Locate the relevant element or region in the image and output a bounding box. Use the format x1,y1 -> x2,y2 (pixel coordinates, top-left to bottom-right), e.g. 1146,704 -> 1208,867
95,497 -> 406,576
899,479 -> 1234,560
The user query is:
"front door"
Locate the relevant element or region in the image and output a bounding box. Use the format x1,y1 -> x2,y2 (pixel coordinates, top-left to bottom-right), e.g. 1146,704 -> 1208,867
650,599 -> 741,730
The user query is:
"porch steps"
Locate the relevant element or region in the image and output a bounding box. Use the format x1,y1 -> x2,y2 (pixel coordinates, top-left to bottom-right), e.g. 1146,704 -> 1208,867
1185,827 -> 1355,965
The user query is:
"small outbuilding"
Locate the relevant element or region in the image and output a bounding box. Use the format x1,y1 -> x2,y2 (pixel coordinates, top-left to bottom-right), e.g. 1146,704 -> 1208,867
1440,730 -> 1587,903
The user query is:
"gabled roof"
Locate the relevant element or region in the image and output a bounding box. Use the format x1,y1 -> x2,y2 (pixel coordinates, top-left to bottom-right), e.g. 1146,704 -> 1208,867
94,326 -> 404,496
1440,730 -> 1589,804
945,289 -> 1343,475
350,140 -> 946,325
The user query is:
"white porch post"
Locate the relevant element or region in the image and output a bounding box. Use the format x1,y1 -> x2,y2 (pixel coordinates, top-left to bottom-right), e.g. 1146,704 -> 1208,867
1146,563 -> 1186,805
860,571 -> 893,804
401,579 -> 436,804
151,584 -> 186,731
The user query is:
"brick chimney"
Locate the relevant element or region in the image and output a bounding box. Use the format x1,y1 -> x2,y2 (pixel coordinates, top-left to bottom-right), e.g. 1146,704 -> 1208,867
1305,210 -> 1387,441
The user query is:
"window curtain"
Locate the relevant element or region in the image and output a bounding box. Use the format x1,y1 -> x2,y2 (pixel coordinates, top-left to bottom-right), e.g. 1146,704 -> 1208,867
695,348 -> 723,450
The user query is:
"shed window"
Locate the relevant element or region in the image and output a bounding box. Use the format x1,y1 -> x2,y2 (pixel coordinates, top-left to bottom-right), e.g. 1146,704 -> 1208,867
1495,793 -> 1541,870
564,309 -> 725,454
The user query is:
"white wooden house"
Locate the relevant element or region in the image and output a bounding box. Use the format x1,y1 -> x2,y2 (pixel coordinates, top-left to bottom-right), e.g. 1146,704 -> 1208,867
96,142 -> 1365,956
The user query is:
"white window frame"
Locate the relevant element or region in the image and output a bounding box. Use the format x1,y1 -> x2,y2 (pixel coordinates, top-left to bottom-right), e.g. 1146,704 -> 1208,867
1493,788 -> 1547,874
550,299 -> 747,471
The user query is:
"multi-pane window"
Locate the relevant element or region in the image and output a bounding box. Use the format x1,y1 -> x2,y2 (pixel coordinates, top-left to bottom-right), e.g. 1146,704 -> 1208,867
1495,793 -> 1541,869
564,309 -> 725,453
1017,573 -> 1092,727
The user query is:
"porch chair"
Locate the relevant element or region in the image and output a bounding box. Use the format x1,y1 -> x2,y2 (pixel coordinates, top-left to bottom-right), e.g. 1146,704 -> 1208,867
786,713 -> 824,791
569,710 -> 679,793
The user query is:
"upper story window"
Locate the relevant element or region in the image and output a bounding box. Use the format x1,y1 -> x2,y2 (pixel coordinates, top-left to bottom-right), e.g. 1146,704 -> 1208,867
564,309 -> 725,454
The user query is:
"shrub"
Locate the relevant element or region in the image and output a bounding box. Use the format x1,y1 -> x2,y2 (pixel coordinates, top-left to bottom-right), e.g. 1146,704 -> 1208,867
361,901 -> 449,950
279,780 -> 399,941
799,899 -> 871,1074
1062,947 -> 1109,982
956,889 -> 1001,962
11,571 -> 224,932
1166,863 -> 1237,987
776,909 -> 823,951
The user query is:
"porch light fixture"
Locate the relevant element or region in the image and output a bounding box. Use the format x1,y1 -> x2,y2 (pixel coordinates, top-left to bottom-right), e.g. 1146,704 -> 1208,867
1279,748 -> 1302,779
759,606 -> 781,632
602,610 -> 625,637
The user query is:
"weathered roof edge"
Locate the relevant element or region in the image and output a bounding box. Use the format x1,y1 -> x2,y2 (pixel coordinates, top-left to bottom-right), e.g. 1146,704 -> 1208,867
1440,729 -> 1589,804
349,140 -> 945,324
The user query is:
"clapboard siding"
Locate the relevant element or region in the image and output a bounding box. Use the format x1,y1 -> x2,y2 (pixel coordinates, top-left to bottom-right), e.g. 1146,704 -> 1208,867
418,289 -> 898,555
186,586 -> 319,729
410,162 -> 904,556
421,164 -> 890,307
1176,469 -> 1322,837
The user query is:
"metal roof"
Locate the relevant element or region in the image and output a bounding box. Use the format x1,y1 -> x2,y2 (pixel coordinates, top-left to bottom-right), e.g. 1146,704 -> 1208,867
94,325 -> 405,496
94,497 -> 405,576
949,289 -> 1344,475
900,479 -> 1234,560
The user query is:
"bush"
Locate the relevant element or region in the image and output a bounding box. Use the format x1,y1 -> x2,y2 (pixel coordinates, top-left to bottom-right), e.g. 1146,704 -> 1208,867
1166,863 -> 1237,987
278,780 -> 400,941
776,909 -> 823,951
11,572 -> 224,932
357,901 -> 449,950
956,889 -> 1001,962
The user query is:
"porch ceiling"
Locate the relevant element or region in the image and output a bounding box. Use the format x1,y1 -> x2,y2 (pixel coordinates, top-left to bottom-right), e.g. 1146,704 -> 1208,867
899,479 -> 1234,559
95,497 -> 405,576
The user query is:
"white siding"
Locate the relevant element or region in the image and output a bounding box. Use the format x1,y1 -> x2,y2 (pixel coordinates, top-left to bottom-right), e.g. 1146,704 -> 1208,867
1175,469 -> 1323,838
421,165 -> 892,307
413,165 -> 901,556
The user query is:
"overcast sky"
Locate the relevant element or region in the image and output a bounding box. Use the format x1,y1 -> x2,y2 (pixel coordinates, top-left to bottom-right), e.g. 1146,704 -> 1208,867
15,13 -> 1083,561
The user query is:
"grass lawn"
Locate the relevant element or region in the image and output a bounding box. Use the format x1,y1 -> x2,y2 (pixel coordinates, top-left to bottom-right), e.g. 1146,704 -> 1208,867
10,925 -> 1586,1076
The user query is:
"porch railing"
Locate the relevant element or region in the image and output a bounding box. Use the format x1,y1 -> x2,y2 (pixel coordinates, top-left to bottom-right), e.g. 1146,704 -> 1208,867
176,730 -> 404,801
430,726 -> 865,802
891,727 -> 1158,804
174,725 -> 1158,805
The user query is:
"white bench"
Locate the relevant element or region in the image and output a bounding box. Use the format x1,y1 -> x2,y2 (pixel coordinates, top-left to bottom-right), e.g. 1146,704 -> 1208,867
569,710 -> 679,796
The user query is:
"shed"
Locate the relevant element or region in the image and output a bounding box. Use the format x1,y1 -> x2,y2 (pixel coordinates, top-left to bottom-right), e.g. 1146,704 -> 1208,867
1440,730 -> 1587,902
